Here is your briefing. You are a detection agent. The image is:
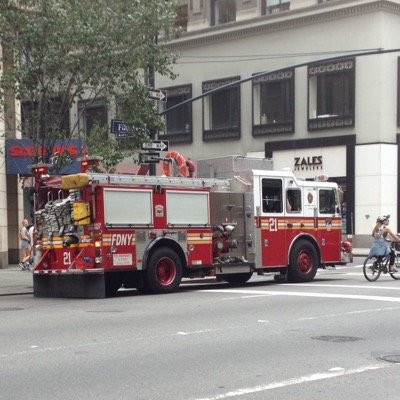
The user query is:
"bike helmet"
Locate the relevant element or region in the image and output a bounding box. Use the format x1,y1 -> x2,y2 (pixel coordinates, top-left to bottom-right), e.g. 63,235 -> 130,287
377,214 -> 390,223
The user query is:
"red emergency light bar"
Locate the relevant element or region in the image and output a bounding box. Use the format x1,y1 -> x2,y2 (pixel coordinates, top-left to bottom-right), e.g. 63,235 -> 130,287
77,156 -> 103,172
30,163 -> 52,177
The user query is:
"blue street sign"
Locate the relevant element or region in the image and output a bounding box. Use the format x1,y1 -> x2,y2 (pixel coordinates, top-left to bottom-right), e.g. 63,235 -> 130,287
110,119 -> 136,137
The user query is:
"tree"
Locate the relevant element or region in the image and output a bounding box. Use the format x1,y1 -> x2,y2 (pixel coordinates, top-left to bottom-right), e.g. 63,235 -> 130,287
0,0 -> 177,171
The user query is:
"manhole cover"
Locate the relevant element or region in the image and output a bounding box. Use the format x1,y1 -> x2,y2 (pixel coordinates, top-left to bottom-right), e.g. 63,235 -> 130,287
312,335 -> 364,343
379,355 -> 400,363
0,307 -> 24,312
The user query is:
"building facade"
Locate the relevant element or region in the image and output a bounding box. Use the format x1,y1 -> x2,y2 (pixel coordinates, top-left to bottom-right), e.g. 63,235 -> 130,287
0,46 -> 22,268
156,0 -> 400,246
2,0 -> 400,268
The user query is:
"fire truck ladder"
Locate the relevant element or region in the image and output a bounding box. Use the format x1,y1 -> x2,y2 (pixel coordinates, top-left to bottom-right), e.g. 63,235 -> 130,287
87,173 -> 231,190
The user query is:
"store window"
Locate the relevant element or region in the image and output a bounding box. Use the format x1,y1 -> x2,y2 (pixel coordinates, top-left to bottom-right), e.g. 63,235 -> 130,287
262,0 -> 290,15
253,69 -> 294,136
21,97 -> 70,139
211,0 -> 236,25
78,99 -> 108,136
262,178 -> 283,213
308,58 -> 355,130
159,84 -> 192,144
203,76 -> 240,141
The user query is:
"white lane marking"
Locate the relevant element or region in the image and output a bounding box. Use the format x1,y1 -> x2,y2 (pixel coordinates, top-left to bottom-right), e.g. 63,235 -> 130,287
238,294 -> 272,299
283,283 -> 400,291
296,306 -> 400,321
191,364 -> 386,400
200,288 -> 400,303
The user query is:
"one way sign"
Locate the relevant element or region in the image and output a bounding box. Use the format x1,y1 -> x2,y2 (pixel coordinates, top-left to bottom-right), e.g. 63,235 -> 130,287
141,140 -> 169,151
149,89 -> 167,101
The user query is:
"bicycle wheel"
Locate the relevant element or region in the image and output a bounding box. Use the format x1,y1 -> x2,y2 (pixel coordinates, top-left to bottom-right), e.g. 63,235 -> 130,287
390,253 -> 400,280
363,256 -> 381,282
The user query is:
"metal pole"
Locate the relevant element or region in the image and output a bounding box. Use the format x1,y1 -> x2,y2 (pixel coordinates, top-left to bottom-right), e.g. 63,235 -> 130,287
148,34 -> 158,176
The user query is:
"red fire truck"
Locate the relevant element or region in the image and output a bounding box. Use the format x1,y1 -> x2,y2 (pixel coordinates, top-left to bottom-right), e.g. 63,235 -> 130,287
31,154 -> 352,298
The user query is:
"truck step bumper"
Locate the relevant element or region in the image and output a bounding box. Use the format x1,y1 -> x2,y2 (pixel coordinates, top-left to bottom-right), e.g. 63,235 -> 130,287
33,272 -> 106,298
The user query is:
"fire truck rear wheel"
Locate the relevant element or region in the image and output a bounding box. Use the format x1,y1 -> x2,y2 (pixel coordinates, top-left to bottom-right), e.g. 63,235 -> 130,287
146,247 -> 183,293
288,240 -> 318,282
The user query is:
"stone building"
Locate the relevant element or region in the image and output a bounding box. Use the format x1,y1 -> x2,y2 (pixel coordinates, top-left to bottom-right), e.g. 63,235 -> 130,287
156,0 -> 400,246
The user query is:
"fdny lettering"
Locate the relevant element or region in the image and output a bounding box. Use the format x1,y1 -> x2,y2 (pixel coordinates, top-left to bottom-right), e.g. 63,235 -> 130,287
111,234 -> 134,246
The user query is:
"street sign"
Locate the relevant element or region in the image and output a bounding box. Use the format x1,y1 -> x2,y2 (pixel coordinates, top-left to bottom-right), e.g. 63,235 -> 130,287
110,119 -> 136,137
149,89 -> 167,102
141,140 -> 169,151
142,152 -> 160,163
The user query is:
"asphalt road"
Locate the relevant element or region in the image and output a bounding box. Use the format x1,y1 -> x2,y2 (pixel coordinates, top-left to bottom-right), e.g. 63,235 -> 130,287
2,257 -> 400,400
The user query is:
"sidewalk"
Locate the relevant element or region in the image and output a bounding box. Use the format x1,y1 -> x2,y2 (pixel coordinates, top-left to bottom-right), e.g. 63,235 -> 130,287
0,248 -> 370,297
0,264 -> 34,296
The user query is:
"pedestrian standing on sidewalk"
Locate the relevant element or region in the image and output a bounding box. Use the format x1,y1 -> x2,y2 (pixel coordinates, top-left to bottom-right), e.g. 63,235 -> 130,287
19,218 -> 31,270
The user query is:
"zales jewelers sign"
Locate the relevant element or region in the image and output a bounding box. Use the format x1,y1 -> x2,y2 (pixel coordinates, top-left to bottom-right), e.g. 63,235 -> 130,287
294,156 -> 322,171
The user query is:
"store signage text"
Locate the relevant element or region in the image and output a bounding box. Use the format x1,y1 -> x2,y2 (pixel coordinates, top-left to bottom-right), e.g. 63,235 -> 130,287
8,144 -> 79,157
5,139 -> 82,175
294,156 -> 322,171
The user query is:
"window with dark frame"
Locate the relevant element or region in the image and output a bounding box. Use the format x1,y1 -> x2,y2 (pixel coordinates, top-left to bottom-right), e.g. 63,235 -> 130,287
286,188 -> 302,213
21,97 -> 70,139
159,84 -> 192,144
308,58 -> 355,130
174,4 -> 188,32
253,69 -> 294,136
319,188 -> 337,215
203,76 -> 240,141
211,0 -> 236,25
78,99 -> 108,136
262,0 -> 290,15
262,178 -> 283,213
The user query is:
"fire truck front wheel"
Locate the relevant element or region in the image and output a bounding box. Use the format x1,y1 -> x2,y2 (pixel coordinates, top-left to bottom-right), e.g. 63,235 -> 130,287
145,247 -> 183,293
288,240 -> 318,282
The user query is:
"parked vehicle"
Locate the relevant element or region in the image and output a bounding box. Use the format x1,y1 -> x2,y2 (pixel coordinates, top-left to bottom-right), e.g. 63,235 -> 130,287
31,154 -> 352,298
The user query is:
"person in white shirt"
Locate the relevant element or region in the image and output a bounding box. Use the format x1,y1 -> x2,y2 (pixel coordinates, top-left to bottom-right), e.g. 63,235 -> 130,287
19,219 -> 31,270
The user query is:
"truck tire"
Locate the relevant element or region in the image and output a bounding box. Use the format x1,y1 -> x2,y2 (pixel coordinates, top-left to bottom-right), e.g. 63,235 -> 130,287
224,272 -> 253,286
145,247 -> 183,293
288,240 -> 318,283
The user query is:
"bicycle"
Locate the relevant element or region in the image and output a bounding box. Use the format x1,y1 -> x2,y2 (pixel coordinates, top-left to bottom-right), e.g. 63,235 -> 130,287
363,242 -> 400,282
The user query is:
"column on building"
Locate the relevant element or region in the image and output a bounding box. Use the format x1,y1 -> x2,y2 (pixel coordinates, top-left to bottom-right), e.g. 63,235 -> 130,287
356,144 -> 398,241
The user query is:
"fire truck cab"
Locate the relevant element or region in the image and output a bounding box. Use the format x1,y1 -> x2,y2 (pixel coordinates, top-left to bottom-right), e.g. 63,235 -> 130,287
31,155 -> 351,298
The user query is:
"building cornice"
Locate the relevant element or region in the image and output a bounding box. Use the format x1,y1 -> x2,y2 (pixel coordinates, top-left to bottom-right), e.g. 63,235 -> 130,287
165,1 -> 400,51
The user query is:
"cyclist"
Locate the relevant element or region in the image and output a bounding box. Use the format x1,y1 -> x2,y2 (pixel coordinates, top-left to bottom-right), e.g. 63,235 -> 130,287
369,214 -> 400,272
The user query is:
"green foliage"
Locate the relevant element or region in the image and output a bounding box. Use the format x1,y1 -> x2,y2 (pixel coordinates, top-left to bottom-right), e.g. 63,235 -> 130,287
82,125 -> 125,173
0,0 -> 178,167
